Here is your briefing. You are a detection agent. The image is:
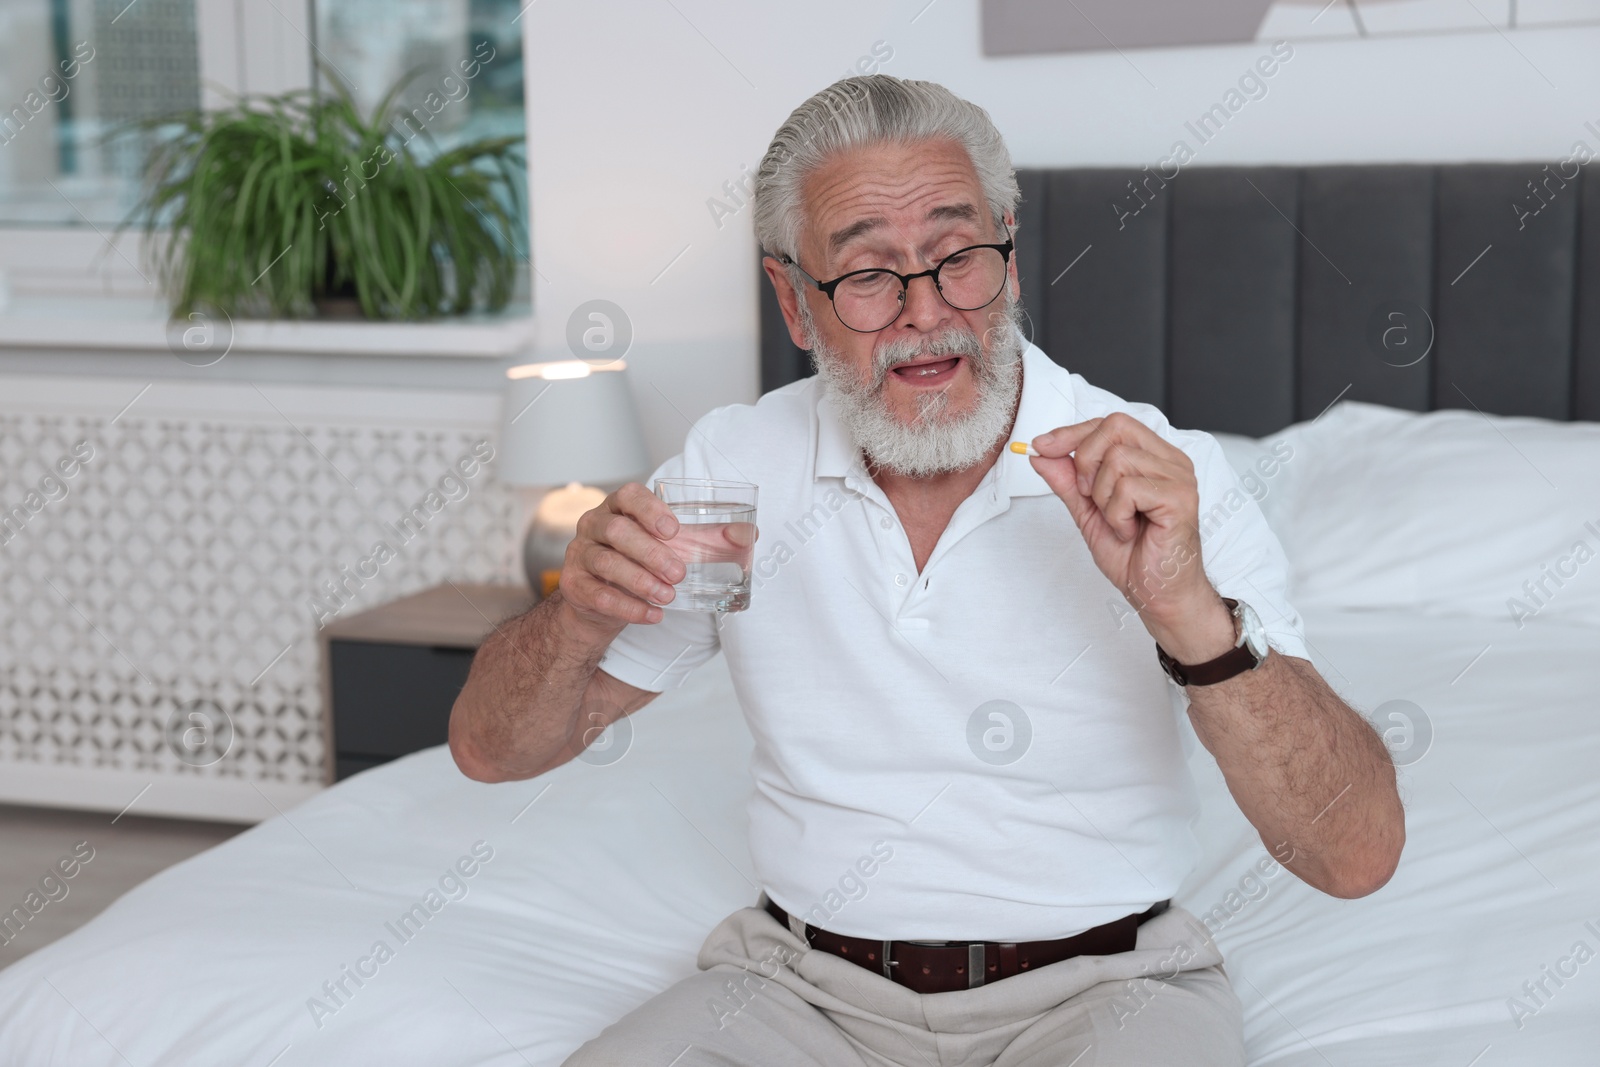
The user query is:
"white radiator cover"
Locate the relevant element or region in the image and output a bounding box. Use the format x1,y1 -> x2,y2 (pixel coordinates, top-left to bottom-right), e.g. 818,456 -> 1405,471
0,375 -> 520,822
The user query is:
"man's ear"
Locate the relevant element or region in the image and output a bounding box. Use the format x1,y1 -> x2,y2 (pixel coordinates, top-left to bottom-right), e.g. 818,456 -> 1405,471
762,254 -> 812,352
1002,212 -> 1020,303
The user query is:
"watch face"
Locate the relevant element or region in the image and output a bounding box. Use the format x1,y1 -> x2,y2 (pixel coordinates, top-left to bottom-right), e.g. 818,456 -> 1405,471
1237,600 -> 1269,661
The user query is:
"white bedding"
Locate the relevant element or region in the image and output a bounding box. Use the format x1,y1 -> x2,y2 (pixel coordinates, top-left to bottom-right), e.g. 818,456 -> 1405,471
3,401 -> 1599,1065
1,607 -> 1596,1065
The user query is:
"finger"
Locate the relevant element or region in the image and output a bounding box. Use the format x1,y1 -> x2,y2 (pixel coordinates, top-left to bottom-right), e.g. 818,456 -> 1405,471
584,543 -> 678,606
564,571 -> 663,625
611,481 -> 679,539
577,490 -> 635,544
1089,444 -> 1178,522
1030,417 -> 1103,460
1046,419 -> 1122,500
722,521 -> 758,549
1028,452 -> 1100,532
595,511 -> 686,585
1065,418 -> 1135,499
1095,463 -> 1193,541
1098,474 -> 1155,542
1049,413 -> 1179,497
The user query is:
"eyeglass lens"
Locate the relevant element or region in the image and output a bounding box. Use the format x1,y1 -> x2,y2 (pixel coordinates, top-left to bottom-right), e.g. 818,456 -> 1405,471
831,247 -> 1008,332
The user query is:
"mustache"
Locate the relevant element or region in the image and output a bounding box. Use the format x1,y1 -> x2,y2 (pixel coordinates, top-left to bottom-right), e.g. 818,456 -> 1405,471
871,326 -> 985,387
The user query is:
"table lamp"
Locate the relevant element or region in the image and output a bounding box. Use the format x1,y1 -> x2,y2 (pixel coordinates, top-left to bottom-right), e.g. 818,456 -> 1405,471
498,357 -> 650,597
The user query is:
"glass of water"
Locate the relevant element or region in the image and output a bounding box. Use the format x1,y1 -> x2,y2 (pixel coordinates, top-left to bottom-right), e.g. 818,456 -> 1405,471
653,478 -> 759,613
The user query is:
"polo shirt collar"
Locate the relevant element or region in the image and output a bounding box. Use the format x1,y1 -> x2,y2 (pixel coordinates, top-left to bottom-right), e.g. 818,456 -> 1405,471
812,332 -> 1072,500
1005,340 -> 1075,499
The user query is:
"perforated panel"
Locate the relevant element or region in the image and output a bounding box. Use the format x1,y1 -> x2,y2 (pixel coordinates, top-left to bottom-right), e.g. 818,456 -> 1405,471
0,390 -> 519,791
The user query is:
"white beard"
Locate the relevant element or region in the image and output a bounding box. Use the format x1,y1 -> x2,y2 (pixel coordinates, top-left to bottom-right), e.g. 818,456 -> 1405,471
801,293 -> 1027,478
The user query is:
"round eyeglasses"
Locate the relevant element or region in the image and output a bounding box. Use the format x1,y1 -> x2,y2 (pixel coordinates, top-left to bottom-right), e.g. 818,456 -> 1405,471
780,238 -> 1013,333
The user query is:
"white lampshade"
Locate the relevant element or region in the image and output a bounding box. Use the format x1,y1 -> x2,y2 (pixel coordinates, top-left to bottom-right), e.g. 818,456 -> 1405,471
497,358 -> 650,487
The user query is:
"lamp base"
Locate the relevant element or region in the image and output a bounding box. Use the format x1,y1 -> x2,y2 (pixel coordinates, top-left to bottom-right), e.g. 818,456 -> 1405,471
522,522 -> 565,600
520,483 -> 609,600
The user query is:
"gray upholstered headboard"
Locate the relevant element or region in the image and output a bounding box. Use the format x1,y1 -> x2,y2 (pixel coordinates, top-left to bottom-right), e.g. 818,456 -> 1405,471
759,164 -> 1600,436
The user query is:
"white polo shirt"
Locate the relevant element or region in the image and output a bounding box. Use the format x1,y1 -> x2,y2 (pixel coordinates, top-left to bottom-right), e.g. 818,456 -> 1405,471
597,337 -> 1308,941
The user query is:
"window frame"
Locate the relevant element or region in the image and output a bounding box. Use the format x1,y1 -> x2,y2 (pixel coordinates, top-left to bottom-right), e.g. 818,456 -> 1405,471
0,0 -> 533,332
0,0 -> 317,290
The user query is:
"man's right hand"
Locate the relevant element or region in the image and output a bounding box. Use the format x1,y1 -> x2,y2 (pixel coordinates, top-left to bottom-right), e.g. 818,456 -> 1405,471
450,481 -> 676,783
559,482 -> 685,631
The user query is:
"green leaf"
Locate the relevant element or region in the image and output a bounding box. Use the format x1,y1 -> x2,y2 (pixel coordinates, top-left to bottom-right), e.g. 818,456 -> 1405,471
122,65 -> 525,321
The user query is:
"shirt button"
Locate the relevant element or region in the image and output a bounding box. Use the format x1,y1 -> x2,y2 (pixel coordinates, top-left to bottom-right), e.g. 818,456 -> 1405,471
894,573 -> 908,587
880,517 -> 894,529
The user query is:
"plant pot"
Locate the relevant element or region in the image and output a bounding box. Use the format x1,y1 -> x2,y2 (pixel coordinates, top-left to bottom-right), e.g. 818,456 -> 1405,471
313,294 -> 367,320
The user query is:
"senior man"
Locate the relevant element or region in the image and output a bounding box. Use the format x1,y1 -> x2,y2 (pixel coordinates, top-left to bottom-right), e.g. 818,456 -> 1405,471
449,74 -> 1405,1066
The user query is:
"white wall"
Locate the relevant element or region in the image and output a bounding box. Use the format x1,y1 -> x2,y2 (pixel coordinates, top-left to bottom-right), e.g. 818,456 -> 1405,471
522,0 -> 1600,465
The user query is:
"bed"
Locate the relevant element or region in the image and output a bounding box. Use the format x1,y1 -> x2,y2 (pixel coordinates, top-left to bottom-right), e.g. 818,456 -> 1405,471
1,396 -> 1597,1065
5,158 -> 1600,1063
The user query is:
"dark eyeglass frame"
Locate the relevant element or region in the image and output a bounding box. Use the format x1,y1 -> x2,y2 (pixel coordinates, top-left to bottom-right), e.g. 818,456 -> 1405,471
779,237 -> 1015,334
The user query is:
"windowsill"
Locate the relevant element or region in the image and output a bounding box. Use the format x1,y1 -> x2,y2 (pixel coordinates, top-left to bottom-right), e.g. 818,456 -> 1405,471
0,295 -> 536,358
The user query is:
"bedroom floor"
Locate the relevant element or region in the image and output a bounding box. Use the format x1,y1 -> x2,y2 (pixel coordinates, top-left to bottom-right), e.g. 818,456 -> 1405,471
0,804 -> 247,963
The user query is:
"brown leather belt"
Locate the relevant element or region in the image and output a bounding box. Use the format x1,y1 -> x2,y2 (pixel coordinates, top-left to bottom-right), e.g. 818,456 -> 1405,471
764,896 -> 1169,996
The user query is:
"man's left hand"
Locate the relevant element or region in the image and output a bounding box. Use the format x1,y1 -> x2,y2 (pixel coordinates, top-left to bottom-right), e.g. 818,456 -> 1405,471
1028,414 -> 1232,662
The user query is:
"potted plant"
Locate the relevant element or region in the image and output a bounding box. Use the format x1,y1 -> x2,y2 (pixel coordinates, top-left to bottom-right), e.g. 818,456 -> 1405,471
124,72 -> 525,321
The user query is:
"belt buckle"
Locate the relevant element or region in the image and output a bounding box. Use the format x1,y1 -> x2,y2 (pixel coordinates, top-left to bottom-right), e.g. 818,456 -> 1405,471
886,940 -> 989,992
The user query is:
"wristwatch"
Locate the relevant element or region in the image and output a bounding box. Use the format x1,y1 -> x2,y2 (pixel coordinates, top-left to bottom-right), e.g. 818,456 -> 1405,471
1156,597 -> 1270,687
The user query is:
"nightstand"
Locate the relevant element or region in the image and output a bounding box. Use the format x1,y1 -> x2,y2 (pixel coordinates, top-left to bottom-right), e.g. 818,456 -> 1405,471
320,582 -> 536,782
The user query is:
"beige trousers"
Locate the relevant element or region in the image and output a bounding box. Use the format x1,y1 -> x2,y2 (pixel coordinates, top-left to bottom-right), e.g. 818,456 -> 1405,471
562,896 -> 1245,1067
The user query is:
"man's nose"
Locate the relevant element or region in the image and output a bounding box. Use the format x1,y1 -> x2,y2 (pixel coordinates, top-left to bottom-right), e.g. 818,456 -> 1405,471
895,272 -> 954,332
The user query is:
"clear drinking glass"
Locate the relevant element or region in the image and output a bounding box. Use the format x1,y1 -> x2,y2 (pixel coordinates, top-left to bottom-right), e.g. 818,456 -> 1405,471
653,478 -> 759,613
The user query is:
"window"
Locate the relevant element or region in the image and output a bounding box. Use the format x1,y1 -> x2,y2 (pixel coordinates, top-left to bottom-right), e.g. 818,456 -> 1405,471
313,0 -> 529,259
0,0 -> 199,226
0,0 -> 528,276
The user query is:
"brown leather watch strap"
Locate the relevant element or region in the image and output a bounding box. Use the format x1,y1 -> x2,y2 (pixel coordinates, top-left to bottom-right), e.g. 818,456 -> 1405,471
1157,640 -> 1257,687
1156,597 -> 1261,687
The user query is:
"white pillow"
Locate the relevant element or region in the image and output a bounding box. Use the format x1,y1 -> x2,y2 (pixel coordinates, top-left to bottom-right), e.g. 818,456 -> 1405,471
1264,400 -> 1600,627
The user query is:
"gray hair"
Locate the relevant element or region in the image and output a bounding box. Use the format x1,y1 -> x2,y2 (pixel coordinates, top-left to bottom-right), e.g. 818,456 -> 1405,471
751,74 -> 1020,269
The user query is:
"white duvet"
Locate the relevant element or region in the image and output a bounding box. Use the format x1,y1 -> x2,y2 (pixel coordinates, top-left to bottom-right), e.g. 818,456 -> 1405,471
2,401 -> 1598,1065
